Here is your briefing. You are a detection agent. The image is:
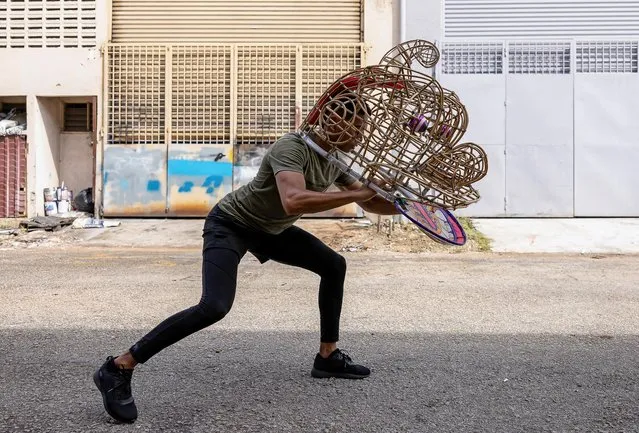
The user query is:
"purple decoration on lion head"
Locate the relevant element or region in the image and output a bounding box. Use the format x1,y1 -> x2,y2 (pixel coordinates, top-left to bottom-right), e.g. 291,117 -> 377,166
406,114 -> 429,133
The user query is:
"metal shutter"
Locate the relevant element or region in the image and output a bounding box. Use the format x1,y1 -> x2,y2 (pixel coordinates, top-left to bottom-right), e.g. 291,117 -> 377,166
0,136 -> 27,218
111,0 -> 362,43
444,0 -> 639,39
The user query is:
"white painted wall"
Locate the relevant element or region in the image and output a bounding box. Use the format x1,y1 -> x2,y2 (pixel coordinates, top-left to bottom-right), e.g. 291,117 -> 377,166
439,74 -> 507,217
0,49 -> 102,97
405,0 -> 442,44
574,74 -> 639,217
364,0 -> 399,65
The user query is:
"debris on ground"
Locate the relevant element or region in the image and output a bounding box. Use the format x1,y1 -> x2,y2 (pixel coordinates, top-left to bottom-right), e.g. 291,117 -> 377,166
299,216 -> 492,253
342,244 -> 366,252
19,215 -> 77,232
0,213 -> 121,249
0,216 -> 491,253
72,218 -> 121,229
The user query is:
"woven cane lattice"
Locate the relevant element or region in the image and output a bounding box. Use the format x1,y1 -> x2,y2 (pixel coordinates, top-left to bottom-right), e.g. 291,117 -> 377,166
379,39 -> 440,70
299,40 -> 488,209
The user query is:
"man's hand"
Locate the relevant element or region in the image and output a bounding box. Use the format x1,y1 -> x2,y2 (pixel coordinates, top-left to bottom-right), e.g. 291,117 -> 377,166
338,179 -> 399,215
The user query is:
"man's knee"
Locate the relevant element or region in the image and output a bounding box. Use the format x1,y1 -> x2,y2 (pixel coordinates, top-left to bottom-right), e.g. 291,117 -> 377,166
198,298 -> 233,322
324,253 -> 347,278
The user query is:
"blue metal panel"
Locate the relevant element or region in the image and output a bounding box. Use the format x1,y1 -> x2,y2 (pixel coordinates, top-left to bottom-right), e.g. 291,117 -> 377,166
102,145 -> 167,216
166,143 -> 234,216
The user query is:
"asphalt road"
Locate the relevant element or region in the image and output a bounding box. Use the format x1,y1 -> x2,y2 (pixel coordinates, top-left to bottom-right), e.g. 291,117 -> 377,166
0,248 -> 637,433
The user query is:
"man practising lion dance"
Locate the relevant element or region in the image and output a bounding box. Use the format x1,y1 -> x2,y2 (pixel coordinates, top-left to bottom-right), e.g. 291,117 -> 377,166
94,40 -> 487,424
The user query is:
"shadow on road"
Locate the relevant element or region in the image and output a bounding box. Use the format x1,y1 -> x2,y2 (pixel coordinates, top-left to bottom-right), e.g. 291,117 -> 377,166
1,329 -> 637,433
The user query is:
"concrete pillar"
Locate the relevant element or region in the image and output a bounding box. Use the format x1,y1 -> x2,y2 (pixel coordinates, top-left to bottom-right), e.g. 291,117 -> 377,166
364,0 -> 399,65
27,96 -> 62,216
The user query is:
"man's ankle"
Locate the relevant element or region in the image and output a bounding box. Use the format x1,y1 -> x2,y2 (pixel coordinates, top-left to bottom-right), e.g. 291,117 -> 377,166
319,342 -> 337,359
114,353 -> 137,370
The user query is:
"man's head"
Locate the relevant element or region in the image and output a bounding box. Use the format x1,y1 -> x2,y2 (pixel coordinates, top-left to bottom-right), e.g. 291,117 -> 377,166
319,92 -> 371,153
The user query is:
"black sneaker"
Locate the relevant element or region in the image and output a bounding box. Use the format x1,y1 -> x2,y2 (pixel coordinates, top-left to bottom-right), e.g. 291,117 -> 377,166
93,356 -> 138,423
311,349 -> 370,379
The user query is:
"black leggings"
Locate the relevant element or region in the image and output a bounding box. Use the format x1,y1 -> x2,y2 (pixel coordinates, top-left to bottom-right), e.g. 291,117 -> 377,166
129,208 -> 346,364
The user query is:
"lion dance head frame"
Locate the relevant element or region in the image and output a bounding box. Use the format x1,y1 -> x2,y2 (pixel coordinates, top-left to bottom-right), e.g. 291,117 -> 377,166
299,40 -> 488,210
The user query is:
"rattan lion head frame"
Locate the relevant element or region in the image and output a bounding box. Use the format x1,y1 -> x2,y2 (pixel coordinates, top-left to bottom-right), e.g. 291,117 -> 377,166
299,40 -> 488,210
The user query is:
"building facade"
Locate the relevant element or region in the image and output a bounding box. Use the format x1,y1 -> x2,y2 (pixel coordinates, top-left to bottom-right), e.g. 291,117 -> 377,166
100,0 -> 373,217
0,0 -> 108,218
407,0 -> 639,217
1,1 -> 638,218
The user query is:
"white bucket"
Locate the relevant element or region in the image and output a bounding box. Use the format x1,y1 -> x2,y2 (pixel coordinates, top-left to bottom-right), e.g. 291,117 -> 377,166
60,188 -> 71,201
57,200 -> 70,214
43,188 -> 55,202
44,201 -> 58,215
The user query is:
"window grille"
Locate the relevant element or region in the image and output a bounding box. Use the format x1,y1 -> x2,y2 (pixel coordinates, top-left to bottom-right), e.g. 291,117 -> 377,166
442,42 -> 504,74
576,41 -> 638,73
171,46 -> 232,145
106,45 -> 166,146
106,43 -> 363,152
508,42 -> 571,74
235,45 -> 297,155
301,45 -> 362,116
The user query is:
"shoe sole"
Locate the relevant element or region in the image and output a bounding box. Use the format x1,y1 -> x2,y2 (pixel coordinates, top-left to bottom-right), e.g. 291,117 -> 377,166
93,370 -> 136,424
311,367 -> 369,380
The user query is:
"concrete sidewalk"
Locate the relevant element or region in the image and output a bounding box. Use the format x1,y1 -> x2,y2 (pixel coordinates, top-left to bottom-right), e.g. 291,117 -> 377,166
4,215 -> 639,254
473,218 -> 639,254
86,217 -> 639,254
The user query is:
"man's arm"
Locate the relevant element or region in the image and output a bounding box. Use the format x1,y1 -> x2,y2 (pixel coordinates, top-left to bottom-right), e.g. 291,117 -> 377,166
275,171 -> 377,215
337,180 -> 400,215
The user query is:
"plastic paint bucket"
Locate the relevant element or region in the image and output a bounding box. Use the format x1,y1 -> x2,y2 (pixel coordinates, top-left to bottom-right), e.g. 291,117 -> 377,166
43,188 -> 55,202
57,200 -> 70,214
60,188 -> 71,201
44,201 -> 58,215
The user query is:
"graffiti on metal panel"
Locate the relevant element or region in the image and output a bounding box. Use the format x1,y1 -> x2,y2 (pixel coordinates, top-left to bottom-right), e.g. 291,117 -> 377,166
166,147 -> 234,215
168,158 -> 233,195
102,146 -> 167,215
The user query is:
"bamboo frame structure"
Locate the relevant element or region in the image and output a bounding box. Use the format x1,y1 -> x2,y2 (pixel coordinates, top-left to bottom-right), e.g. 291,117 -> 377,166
299,40 -> 488,210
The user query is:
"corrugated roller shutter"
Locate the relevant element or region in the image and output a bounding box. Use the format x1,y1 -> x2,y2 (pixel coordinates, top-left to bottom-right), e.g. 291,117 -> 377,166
445,1 -> 639,39
0,136 -> 27,218
112,0 -> 362,43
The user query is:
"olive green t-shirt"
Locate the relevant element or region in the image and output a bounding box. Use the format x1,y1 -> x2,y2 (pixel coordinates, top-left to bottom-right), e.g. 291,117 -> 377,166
217,133 -> 355,234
